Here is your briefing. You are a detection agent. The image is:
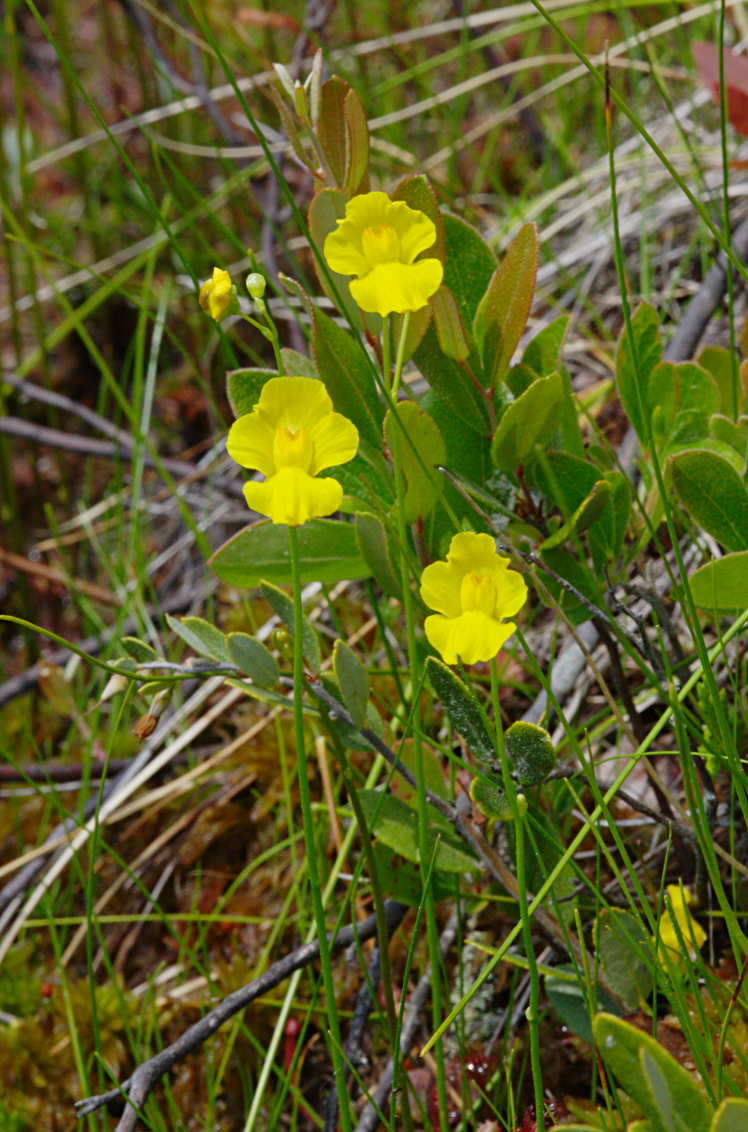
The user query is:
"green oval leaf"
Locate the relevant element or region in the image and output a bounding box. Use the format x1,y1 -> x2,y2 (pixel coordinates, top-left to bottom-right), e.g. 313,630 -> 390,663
442,212 -> 496,326
384,401 -> 446,521
226,368 -> 276,418
209,518 -> 371,588
522,313 -> 569,376
413,323 -> 489,433
356,789 -> 479,874
312,307 -> 383,446
333,639 -> 368,727
615,302 -> 662,443
593,1013 -> 712,1132
166,615 -> 230,664
689,551 -> 748,611
226,633 -> 279,688
669,448 -> 748,551
490,372 -> 563,472
711,1098 -> 748,1132
260,579 -> 321,674
355,512 -> 401,599
473,222 -> 538,386
597,908 -> 653,1011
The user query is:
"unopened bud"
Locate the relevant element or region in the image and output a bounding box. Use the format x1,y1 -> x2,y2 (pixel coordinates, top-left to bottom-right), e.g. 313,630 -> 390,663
199,267 -> 237,322
246,272 -> 266,300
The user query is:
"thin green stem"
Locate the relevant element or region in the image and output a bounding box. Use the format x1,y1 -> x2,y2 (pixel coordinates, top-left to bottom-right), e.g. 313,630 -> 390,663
490,659 -> 544,1130
391,312 -> 411,398
288,525 -> 352,1132
381,314 -> 392,390
387,312 -> 449,1132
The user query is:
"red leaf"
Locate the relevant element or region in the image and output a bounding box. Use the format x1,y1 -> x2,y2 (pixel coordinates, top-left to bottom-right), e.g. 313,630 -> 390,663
692,41 -> 748,137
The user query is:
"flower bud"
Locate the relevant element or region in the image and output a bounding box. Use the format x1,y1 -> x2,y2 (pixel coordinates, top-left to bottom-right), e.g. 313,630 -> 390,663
199,267 -> 237,322
246,272 -> 266,300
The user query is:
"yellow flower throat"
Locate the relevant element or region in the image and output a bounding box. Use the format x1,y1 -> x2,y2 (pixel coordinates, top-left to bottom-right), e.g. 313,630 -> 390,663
273,426 -> 314,472
460,572 -> 497,617
361,224 -> 401,266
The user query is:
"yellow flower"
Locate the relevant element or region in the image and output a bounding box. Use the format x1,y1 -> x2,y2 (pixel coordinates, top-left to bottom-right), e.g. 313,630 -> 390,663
655,884 -> 706,972
420,532 -> 527,665
226,376 -> 359,526
199,267 -> 236,321
323,191 -> 444,317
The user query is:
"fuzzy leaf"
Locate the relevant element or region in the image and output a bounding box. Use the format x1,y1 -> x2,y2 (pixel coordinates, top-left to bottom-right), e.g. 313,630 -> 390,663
441,212 -> 496,327
545,971 -> 623,1045
280,348 -> 317,379
431,286 -> 470,360
469,775 -> 513,820
505,721 -> 555,785
317,77 -> 347,185
342,87 -> 369,196
425,656 -> 494,764
649,361 -> 719,453
539,479 -> 613,551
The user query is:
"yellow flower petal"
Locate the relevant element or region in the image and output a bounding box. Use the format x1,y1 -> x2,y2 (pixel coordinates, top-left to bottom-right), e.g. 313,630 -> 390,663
349,259 -> 443,317
657,884 -> 706,963
244,468 -> 343,527
390,205 -> 438,264
445,531 -> 507,574
491,560 -> 529,620
256,376 -> 333,431
420,560 -> 463,619
226,413 -> 276,475
309,412 -> 360,474
323,226 -> 369,277
425,612 -> 516,666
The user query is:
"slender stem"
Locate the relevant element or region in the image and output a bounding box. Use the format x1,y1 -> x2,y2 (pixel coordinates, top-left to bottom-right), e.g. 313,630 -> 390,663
388,311 -> 449,1131
490,658 -> 544,1131
288,525 -> 351,1132
390,312 -> 410,398
258,298 -> 285,373
381,313 -> 391,390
